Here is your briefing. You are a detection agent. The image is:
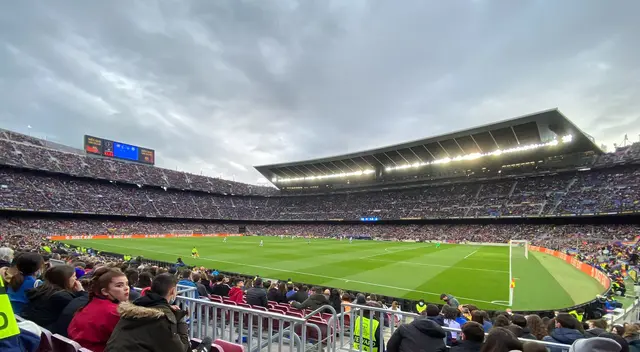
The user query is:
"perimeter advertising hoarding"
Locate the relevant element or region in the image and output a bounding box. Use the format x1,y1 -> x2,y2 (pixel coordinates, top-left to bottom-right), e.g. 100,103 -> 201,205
49,233 -> 243,240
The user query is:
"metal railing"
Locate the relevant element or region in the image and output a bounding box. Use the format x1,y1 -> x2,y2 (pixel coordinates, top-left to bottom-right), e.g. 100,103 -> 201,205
339,303 -> 573,351
610,297 -> 640,326
173,293 -> 340,352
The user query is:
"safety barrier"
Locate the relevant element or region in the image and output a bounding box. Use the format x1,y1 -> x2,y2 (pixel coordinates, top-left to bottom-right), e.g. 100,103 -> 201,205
610,297 -> 640,326
339,303 -> 572,351
172,294 -> 340,352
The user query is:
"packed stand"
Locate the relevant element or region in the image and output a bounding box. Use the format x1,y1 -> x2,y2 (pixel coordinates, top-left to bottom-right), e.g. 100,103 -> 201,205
0,134 -> 277,197
2,131 -> 640,220
2,164 -> 640,221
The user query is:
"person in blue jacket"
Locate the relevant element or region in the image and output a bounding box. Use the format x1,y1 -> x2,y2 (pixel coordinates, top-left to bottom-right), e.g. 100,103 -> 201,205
7,253 -> 44,316
543,313 -> 584,352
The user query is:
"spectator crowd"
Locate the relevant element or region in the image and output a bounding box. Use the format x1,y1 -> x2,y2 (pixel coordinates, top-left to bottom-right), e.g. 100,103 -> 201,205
1,130 -> 640,221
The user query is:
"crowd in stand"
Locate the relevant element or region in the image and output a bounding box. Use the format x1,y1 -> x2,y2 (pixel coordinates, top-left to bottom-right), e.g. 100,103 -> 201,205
1,163 -> 639,221
0,130 -> 277,197
1,229 -> 639,352
1,130 -> 640,222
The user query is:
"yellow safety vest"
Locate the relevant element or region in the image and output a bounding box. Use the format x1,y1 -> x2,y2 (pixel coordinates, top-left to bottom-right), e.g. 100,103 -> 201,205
568,310 -> 584,322
415,303 -> 427,314
42,246 -> 51,253
0,277 -> 20,339
353,316 -> 380,352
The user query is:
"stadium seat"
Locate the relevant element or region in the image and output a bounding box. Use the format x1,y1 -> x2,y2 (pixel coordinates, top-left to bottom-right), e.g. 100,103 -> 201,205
215,339 -> 245,352
36,327 -> 54,352
51,334 -> 82,352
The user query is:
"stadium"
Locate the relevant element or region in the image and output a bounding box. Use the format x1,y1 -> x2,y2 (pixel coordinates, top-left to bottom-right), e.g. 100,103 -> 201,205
2,108 -> 639,351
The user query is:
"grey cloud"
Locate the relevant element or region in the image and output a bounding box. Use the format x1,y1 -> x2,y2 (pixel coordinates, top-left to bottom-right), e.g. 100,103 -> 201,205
0,0 -> 639,183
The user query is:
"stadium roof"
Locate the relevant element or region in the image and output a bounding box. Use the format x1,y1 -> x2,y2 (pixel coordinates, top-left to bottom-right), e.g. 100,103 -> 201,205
255,108 -> 600,185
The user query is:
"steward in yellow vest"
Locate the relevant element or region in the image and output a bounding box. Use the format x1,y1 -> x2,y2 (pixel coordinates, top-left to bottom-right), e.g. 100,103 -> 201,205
415,299 -> 427,314
568,309 -> 584,323
353,303 -> 384,352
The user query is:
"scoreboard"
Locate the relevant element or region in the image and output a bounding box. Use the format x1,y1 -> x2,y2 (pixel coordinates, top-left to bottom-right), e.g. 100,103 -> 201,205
84,135 -> 155,165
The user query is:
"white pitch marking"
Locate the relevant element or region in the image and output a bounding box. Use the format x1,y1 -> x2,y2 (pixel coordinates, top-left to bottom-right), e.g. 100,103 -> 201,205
358,245 -> 429,260
81,241 -> 506,305
464,249 -> 479,259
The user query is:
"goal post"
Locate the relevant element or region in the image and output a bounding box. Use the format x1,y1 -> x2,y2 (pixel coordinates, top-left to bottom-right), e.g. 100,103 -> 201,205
508,240 -> 528,306
509,239 -> 529,259
171,230 -> 194,236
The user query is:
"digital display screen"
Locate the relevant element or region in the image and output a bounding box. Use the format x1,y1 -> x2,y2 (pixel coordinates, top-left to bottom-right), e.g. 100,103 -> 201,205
113,142 -> 138,161
84,135 -> 155,165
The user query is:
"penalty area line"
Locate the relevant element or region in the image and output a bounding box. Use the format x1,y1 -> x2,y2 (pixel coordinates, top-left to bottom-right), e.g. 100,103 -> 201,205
93,242 -> 501,306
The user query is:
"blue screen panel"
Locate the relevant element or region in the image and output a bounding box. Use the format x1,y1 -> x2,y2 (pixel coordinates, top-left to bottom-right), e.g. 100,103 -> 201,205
113,142 -> 139,161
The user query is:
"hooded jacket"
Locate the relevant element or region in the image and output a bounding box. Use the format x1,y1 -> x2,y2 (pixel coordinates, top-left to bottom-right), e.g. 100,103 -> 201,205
387,318 -> 447,352
8,275 -> 37,316
21,285 -> 87,331
584,327 -> 606,338
292,293 -> 330,311
543,328 -> 583,352
228,286 -> 244,303
105,292 -> 189,352
68,296 -> 121,352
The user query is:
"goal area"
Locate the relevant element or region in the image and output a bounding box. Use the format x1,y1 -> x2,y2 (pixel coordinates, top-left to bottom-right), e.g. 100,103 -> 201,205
509,240 -> 529,259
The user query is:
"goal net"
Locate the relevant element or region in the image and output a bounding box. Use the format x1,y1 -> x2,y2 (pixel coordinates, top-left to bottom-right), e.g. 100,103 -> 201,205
509,240 -> 529,259
171,230 -> 194,236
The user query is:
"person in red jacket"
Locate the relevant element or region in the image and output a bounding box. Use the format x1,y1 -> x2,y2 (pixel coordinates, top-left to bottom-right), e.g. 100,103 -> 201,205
68,267 -> 129,352
228,278 -> 245,303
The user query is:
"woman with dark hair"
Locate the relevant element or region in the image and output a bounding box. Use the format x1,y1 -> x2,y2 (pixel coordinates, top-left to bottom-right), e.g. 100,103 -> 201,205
480,327 -> 523,352
493,315 -> 511,328
68,267 -> 129,352
525,314 -> 548,340
329,289 -> 342,313
472,310 -> 493,332
138,271 -> 153,289
277,282 -> 288,303
7,252 -> 44,315
267,281 -> 281,302
268,282 -> 287,303
613,324 -> 627,337
22,264 -> 86,330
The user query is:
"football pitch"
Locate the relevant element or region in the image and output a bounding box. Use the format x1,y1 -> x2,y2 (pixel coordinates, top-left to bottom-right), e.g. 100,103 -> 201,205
61,236 -> 605,311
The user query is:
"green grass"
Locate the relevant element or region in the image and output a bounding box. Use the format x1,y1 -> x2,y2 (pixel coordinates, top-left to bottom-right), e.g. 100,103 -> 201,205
61,236 -> 606,311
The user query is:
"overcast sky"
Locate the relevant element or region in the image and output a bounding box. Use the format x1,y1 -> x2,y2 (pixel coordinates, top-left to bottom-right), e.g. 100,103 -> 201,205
1,1 -> 638,184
